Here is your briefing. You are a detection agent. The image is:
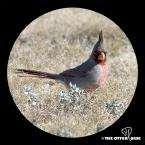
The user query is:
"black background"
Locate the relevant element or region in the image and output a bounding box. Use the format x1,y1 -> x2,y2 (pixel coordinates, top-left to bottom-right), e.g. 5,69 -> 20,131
0,0 -> 145,145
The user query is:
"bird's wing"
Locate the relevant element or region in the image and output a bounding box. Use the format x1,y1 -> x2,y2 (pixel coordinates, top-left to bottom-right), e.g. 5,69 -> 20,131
60,68 -> 87,77
60,58 -> 95,78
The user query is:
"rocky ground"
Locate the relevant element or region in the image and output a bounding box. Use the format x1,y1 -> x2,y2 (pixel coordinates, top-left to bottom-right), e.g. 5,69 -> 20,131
7,8 -> 138,137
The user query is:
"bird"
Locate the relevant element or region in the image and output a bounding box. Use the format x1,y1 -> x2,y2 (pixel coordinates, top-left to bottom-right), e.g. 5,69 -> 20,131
16,30 -> 109,92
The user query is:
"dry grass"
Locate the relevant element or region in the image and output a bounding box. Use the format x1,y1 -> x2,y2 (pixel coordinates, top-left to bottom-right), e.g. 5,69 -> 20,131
7,8 -> 138,138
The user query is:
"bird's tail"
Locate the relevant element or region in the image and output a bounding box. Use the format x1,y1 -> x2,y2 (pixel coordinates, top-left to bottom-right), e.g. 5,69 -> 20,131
15,69 -> 59,80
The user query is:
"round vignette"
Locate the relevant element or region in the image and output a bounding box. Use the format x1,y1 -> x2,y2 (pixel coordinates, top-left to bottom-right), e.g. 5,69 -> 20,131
7,8 -> 138,138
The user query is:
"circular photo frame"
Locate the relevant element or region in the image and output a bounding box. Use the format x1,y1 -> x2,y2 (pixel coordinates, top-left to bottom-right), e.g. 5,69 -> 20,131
7,8 -> 138,138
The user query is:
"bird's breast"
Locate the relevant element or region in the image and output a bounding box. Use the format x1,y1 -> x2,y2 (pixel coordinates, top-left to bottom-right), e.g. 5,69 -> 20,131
95,63 -> 109,87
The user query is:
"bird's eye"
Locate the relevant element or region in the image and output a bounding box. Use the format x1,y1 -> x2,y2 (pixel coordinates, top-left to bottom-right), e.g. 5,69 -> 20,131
98,52 -> 106,61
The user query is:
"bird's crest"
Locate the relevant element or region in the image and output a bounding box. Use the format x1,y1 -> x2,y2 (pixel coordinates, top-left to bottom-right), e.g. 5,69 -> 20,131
98,30 -> 103,44
92,30 -> 105,53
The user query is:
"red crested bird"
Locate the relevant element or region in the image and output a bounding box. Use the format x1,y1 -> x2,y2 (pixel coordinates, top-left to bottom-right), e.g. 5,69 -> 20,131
16,31 -> 109,92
